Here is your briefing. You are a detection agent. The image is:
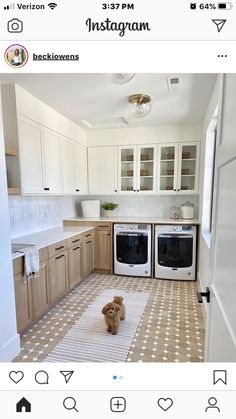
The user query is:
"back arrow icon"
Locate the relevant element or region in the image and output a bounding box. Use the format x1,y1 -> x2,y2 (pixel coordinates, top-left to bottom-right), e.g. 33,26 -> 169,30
212,19 -> 227,33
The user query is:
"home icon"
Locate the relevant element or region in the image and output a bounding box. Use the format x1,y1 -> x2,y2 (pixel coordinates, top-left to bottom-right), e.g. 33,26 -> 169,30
16,397 -> 31,413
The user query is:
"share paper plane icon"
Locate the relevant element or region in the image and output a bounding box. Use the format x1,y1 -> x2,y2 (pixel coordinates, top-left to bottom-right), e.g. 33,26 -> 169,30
60,370 -> 74,383
212,19 -> 227,33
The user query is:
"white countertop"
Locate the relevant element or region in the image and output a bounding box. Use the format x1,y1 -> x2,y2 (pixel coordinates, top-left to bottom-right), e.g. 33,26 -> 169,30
64,216 -> 200,225
11,226 -> 94,260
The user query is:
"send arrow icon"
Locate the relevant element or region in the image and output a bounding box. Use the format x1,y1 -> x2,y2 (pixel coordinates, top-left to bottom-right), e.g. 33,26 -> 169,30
60,370 -> 74,384
212,19 -> 227,33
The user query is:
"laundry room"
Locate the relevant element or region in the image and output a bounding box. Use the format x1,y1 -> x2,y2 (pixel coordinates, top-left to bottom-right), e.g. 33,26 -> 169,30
0,73 -> 235,363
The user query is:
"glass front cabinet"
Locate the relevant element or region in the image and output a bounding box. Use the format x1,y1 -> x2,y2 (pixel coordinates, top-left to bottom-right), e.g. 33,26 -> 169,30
118,145 -> 157,194
157,142 -> 200,194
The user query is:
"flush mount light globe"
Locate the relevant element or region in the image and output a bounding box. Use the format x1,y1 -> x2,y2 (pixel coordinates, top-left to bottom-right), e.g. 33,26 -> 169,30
110,73 -> 135,84
128,94 -> 152,118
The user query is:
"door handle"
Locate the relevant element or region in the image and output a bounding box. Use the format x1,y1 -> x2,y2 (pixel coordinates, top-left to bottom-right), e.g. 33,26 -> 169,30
197,287 -> 210,303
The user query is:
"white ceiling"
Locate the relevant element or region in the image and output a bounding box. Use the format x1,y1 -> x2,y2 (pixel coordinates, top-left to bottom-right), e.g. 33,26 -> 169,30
0,73 -> 217,130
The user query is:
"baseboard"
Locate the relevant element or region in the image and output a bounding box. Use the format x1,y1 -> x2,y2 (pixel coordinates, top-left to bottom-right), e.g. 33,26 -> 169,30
0,333 -> 20,362
197,272 -> 207,323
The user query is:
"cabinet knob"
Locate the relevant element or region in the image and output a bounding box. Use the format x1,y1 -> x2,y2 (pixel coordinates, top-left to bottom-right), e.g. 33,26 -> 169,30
174,188 -> 176,192
178,188 -> 180,191
114,189 -> 117,192
76,189 -> 80,192
137,190 -> 140,192
133,189 -> 136,192
44,187 -> 50,191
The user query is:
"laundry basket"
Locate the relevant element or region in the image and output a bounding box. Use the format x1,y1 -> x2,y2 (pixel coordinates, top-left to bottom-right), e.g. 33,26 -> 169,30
81,200 -> 100,218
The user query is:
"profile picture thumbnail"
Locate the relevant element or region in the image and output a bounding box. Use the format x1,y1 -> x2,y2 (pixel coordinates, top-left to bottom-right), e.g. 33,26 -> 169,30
4,44 -> 28,68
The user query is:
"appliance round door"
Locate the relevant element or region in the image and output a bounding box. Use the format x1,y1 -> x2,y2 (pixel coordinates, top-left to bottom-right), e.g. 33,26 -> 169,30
116,232 -> 149,265
158,234 -> 193,268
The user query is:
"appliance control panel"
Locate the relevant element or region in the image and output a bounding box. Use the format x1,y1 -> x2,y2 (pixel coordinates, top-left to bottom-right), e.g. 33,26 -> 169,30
155,225 -> 195,233
114,224 -> 151,231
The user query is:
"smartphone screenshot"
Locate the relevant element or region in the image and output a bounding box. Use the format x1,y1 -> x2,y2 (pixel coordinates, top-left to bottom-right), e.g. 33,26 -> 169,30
0,1 -> 235,417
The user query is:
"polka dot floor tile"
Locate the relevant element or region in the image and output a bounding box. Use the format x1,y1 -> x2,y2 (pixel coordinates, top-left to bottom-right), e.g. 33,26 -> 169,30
13,274 -> 205,362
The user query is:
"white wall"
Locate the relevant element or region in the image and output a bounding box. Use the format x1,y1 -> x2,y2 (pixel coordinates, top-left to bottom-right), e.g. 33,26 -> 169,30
198,76 -> 221,295
0,86 -> 20,361
9,195 -> 79,238
87,123 -> 203,146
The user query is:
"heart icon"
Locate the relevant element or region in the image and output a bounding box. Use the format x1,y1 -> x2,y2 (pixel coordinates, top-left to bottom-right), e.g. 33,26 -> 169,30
9,371 -> 24,384
157,397 -> 173,411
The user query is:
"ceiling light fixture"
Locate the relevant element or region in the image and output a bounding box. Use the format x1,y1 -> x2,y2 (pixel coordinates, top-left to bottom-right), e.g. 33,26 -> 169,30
110,73 -> 135,84
128,93 -> 152,118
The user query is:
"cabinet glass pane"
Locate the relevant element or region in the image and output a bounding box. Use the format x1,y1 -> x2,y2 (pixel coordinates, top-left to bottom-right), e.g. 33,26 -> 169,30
159,146 -> 175,191
180,145 -> 196,191
120,148 -> 134,191
139,147 -> 154,191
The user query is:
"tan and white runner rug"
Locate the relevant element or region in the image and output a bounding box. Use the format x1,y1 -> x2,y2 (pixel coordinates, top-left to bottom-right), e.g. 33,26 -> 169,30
45,289 -> 150,362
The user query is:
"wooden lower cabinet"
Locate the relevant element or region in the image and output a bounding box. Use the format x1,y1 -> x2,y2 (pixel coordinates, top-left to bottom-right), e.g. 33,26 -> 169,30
82,239 -> 94,277
31,261 -> 50,321
14,273 -> 33,333
48,251 -> 68,305
68,245 -> 82,289
96,229 -> 111,271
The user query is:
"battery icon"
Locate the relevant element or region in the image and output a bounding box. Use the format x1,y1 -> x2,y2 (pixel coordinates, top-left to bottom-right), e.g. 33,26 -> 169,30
218,2 -> 233,8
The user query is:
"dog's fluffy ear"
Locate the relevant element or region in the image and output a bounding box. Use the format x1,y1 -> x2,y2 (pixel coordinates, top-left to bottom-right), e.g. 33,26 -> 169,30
115,304 -> 121,312
114,296 -> 123,304
102,303 -> 110,315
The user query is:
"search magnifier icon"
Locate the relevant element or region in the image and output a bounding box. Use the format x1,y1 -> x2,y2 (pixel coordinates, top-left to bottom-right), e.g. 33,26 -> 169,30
63,397 -> 79,412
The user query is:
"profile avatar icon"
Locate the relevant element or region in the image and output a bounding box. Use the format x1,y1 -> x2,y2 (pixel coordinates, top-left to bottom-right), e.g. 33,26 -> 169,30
205,397 -> 220,413
4,44 -> 28,68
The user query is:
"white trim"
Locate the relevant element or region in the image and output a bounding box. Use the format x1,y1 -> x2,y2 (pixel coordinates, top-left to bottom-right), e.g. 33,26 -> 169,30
0,333 -> 20,362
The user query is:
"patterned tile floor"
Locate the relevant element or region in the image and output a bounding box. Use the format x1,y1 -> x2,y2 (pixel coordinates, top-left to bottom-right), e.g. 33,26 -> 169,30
14,274 -> 205,362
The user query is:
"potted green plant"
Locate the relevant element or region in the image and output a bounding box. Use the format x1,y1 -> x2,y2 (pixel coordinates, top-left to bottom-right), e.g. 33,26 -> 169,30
101,201 -> 119,217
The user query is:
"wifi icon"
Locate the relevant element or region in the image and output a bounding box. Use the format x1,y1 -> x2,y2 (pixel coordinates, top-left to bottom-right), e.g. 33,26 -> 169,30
48,2 -> 57,9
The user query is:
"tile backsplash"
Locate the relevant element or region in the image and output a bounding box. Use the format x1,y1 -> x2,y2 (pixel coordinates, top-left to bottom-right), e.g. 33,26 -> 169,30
9,194 -> 199,238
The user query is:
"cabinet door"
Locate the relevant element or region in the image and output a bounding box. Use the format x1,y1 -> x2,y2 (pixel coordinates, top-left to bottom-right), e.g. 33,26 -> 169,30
82,239 -> 94,277
69,245 -> 82,289
31,261 -> 50,321
42,128 -> 62,193
137,145 -> 157,193
14,273 -> 33,333
157,144 -> 178,193
75,144 -> 88,194
177,143 -> 200,193
49,251 -> 68,305
96,229 -> 111,271
118,146 -> 137,193
61,138 -> 76,193
18,116 -> 44,193
88,146 -> 118,194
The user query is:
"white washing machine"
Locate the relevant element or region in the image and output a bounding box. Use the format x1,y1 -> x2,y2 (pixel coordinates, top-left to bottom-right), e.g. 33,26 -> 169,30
155,224 -> 197,280
114,224 -> 152,277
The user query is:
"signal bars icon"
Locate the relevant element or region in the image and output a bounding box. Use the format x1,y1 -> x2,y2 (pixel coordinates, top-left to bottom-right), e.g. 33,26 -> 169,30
4,3 -> 15,9
48,2 -> 57,9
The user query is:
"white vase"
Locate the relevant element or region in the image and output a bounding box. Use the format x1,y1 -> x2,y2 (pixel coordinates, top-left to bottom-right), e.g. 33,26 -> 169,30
105,210 -> 113,217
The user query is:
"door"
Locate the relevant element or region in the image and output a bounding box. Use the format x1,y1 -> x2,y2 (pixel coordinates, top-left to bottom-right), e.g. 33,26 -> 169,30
42,128 -> 62,193
88,146 -> 118,194
206,75 -> 236,361
49,251 -> 68,305
118,146 -> 137,193
69,245 -> 82,289
18,116 -> 44,193
31,261 -> 50,321
177,142 -> 200,194
116,233 -> 148,264
75,143 -> 88,194
14,273 -> 33,333
96,228 -> 111,270
137,145 -> 157,193
61,138 -> 76,193
157,144 -> 178,193
82,239 -> 94,277
158,234 -> 193,268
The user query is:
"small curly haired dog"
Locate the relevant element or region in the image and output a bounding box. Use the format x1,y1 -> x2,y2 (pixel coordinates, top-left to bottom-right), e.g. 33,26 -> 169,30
102,295 -> 125,335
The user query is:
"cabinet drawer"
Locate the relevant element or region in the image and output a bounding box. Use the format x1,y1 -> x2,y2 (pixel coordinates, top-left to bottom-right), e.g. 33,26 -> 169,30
81,230 -> 94,242
97,223 -> 111,231
67,234 -> 82,249
48,240 -> 68,258
13,247 -> 49,275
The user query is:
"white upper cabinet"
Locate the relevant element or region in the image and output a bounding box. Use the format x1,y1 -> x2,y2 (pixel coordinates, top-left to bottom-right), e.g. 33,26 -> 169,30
118,145 -> 157,194
88,146 -> 118,194
157,142 -> 200,194
18,116 -> 44,194
75,144 -> 88,194
42,128 -> 62,193
61,138 -> 76,194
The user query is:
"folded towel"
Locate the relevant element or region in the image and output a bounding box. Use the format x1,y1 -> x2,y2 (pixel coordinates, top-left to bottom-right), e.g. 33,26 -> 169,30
19,246 -> 39,280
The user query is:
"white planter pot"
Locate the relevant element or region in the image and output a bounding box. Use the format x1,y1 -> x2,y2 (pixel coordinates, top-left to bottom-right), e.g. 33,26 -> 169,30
105,210 -> 114,218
